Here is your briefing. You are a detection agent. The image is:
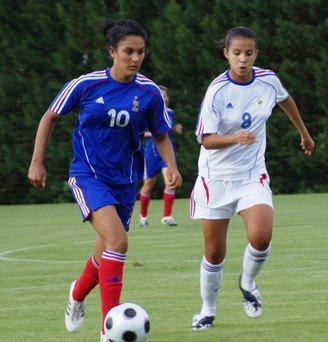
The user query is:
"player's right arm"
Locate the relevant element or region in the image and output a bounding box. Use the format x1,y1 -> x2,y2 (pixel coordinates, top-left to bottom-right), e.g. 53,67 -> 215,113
201,131 -> 256,149
28,110 -> 61,189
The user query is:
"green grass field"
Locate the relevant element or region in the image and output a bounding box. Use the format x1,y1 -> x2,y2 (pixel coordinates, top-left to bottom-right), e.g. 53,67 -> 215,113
0,193 -> 327,342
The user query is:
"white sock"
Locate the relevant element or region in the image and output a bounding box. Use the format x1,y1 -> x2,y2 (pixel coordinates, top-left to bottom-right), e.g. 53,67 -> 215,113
200,256 -> 224,317
241,242 -> 271,291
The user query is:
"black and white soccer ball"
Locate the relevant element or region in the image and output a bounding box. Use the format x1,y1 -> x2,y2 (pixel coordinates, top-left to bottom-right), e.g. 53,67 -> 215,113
104,302 -> 150,342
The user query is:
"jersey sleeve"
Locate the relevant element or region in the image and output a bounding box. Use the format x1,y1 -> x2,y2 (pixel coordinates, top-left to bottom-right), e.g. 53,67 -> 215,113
48,78 -> 84,115
257,69 -> 288,103
195,86 -> 221,143
273,76 -> 288,103
267,72 -> 289,103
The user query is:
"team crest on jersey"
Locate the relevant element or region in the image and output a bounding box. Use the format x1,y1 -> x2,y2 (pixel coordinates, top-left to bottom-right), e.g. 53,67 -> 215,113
132,96 -> 139,112
257,97 -> 263,107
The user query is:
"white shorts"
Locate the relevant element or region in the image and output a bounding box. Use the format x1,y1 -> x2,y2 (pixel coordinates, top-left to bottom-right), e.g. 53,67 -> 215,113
190,173 -> 273,220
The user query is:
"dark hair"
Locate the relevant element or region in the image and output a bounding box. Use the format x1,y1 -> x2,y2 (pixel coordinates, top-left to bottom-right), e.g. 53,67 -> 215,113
215,26 -> 258,50
224,26 -> 258,49
100,17 -> 147,49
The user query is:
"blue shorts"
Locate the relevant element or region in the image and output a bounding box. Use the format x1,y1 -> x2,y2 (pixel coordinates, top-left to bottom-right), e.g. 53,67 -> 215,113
144,153 -> 166,179
68,176 -> 138,231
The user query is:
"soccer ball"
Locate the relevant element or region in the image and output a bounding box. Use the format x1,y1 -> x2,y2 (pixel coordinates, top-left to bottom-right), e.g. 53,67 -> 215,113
104,302 -> 150,342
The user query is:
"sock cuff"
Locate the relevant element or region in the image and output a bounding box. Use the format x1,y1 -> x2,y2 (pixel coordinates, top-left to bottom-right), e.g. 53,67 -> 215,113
140,191 -> 151,198
247,242 -> 271,258
102,250 -> 127,263
91,254 -> 99,269
164,188 -> 175,195
201,256 -> 224,273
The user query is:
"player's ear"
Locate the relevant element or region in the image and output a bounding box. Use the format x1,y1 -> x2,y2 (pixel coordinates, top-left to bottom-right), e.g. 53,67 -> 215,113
108,46 -> 115,59
223,48 -> 229,60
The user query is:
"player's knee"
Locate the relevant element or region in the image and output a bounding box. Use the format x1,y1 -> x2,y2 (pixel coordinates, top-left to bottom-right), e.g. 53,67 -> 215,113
205,246 -> 225,264
104,235 -> 128,254
248,237 -> 271,251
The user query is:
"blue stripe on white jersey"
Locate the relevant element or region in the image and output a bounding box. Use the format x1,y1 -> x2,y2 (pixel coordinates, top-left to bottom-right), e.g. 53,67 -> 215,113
254,68 -> 275,78
254,68 -> 288,102
209,73 -> 229,87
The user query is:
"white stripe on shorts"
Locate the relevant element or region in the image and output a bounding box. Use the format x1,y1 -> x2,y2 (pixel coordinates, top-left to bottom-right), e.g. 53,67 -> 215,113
68,177 -> 90,218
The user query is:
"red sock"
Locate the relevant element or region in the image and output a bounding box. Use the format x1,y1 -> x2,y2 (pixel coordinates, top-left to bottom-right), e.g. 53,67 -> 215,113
99,250 -> 126,333
163,189 -> 175,217
73,255 -> 99,301
139,191 -> 151,217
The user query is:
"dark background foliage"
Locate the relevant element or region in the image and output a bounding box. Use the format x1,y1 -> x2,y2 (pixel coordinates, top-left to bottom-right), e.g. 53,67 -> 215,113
0,0 -> 327,204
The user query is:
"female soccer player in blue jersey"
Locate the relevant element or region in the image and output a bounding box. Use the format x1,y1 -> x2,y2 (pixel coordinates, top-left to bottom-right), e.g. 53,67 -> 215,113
139,85 -> 183,227
28,18 -> 182,342
190,27 -> 315,330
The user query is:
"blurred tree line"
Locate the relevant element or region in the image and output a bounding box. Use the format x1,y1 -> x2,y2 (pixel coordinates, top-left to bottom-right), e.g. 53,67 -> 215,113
0,0 -> 327,204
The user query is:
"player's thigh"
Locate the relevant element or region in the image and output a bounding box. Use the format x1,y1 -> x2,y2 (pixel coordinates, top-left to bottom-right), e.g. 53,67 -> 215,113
237,177 -> 273,249
90,205 -> 128,253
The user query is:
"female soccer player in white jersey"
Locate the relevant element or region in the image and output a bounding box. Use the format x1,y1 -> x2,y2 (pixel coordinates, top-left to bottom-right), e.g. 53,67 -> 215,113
28,18 -> 182,342
190,26 -> 315,330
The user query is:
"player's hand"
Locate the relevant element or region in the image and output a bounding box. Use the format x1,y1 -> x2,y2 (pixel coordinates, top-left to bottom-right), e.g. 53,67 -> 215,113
173,123 -> 183,134
237,131 -> 256,145
166,166 -> 183,190
300,135 -> 315,156
28,163 -> 47,189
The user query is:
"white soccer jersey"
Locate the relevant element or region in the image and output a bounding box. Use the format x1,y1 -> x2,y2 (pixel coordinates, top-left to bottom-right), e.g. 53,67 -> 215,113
195,67 -> 288,181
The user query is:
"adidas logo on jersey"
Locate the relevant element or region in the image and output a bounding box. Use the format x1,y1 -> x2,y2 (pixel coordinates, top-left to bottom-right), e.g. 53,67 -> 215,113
95,97 -> 105,104
226,102 -> 234,109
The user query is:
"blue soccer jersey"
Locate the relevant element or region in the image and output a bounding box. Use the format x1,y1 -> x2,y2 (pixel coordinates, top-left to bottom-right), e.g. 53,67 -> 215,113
143,108 -> 175,178
49,68 -> 171,184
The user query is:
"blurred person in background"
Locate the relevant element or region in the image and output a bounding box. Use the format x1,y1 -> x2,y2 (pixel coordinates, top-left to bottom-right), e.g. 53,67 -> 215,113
139,85 -> 183,227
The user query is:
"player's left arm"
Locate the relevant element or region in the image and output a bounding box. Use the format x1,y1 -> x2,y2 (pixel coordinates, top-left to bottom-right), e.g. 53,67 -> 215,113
278,95 -> 315,156
153,132 -> 182,189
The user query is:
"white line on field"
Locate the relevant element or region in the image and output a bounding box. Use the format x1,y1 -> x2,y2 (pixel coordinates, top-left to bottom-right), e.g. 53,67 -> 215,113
0,244 -> 200,264
0,244 -> 81,263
